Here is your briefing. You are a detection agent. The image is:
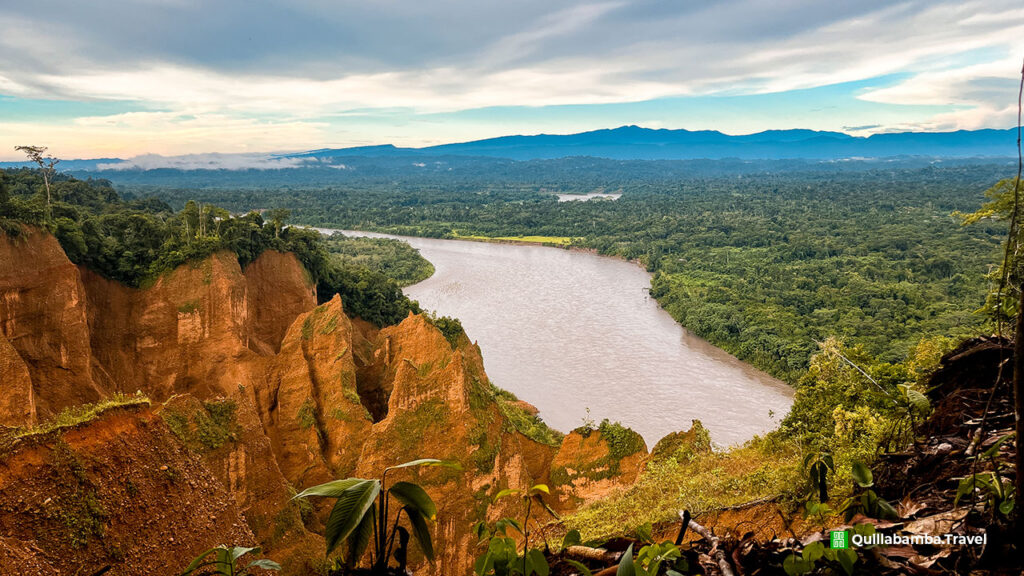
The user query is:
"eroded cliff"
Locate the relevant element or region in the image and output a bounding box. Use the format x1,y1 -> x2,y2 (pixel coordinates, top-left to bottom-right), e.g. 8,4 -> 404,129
0,229 -> 648,575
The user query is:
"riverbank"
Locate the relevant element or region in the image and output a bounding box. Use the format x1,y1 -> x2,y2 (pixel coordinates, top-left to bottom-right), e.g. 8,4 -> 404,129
314,226 -> 793,446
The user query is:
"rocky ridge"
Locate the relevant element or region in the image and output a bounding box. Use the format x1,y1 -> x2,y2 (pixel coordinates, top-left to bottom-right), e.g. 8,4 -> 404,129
0,228 -> 649,575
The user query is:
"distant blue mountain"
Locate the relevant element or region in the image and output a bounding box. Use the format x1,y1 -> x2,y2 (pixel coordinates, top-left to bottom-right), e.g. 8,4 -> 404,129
292,126 -> 1016,161
2,127 -> 1016,172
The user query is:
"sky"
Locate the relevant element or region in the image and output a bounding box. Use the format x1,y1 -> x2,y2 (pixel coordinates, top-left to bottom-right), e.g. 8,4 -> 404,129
0,0 -> 1022,161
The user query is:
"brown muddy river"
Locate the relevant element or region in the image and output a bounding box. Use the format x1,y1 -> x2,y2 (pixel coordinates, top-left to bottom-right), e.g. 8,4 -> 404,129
320,229 -> 793,447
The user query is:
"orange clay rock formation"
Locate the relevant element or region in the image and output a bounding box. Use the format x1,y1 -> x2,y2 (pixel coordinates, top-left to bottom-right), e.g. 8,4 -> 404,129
0,228 -> 103,417
0,229 -> 649,575
0,404 -> 257,576
548,422 -> 648,514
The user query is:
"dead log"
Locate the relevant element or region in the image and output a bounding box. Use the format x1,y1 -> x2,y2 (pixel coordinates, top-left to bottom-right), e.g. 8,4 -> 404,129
564,545 -> 623,564
679,510 -> 736,576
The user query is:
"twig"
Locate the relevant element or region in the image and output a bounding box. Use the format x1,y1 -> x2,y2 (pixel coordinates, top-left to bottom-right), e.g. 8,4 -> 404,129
679,510 -> 736,576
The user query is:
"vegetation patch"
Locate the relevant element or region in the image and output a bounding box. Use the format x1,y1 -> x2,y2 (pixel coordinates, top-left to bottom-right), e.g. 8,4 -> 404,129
13,393 -> 150,438
564,437 -> 802,540
323,232 -> 435,286
296,397 -> 317,430
320,313 -> 339,335
163,398 -> 238,452
452,232 -> 573,246
424,312 -> 465,349
393,398 -> 448,454
177,299 -> 200,314
46,439 -> 109,549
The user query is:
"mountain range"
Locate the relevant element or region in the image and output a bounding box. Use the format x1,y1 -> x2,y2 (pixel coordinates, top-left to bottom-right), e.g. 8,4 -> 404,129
297,125 -> 1015,162
1,126 -> 1018,171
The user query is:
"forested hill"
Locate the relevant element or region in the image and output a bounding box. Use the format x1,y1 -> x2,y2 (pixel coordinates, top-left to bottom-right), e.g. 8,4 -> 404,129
134,162 -> 1010,383
0,168 -> 423,327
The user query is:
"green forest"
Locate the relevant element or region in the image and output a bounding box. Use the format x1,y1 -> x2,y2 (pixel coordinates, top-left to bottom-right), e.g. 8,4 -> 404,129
128,161 -> 1009,383
0,168 -> 423,327
323,232 -> 434,286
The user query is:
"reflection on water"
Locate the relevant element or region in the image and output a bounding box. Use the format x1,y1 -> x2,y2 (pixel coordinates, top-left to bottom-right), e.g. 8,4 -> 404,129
319,229 -> 793,446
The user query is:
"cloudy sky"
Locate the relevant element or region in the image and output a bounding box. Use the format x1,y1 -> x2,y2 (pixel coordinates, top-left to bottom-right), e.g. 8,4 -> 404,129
0,0 -> 1022,160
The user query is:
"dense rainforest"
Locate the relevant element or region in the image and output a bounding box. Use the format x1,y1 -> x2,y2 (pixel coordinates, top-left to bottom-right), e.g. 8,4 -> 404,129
4,156 -> 1023,574
117,160 -> 1010,382
0,168 -> 426,326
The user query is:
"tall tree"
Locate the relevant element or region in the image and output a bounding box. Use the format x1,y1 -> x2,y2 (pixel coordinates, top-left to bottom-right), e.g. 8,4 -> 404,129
14,145 -> 59,213
266,208 -> 291,239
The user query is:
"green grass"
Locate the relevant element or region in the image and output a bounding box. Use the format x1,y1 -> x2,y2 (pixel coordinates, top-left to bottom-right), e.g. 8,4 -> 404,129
563,437 -> 802,540
163,398 -> 238,452
452,232 -> 573,246
13,393 -> 150,438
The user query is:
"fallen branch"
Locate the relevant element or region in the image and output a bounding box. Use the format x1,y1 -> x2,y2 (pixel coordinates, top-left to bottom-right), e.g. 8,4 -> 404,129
679,510 -> 736,576
564,545 -> 623,564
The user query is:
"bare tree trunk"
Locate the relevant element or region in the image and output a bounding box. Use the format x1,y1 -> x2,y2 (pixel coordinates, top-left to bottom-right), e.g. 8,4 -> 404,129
1016,288 -> 1024,539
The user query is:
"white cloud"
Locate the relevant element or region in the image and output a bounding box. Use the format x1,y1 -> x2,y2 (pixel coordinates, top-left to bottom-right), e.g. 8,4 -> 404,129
96,153 -> 312,170
1,0 -> 1022,156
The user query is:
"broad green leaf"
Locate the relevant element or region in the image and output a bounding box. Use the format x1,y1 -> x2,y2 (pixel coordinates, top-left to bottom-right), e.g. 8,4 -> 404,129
529,484 -> 550,495
529,548 -> 549,576
347,505 -> 375,567
215,548 -> 232,574
876,497 -> 899,520
493,488 -> 521,502
562,529 -> 582,549
851,461 -> 873,488
293,478 -> 366,499
803,541 -> 825,564
616,543 -> 636,576
230,546 -> 258,563
905,388 -> 930,415
405,507 -> 436,562
520,552 -> 534,576
954,476 -> 975,506
837,548 -> 857,575
389,481 -> 438,520
783,553 -> 812,576
324,479 -> 381,555
181,548 -> 220,575
247,558 -> 282,571
474,550 -> 493,576
496,517 -> 524,535
386,458 -> 461,472
999,498 -> 1015,516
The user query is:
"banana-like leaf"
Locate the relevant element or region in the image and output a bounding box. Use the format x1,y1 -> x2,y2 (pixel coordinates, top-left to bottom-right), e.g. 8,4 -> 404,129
247,558 -> 282,571
389,481 -> 438,520
293,478 -> 367,499
324,479 -> 381,554
404,506 -> 436,562
180,547 -> 220,575
347,504 -> 376,568
385,458 -> 461,472
230,546 -> 259,563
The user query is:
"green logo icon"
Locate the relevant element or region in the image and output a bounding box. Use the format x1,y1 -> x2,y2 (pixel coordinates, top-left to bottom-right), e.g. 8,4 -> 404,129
829,530 -> 849,549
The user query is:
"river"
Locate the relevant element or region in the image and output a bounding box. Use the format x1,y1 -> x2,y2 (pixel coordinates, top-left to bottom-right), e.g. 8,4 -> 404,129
320,229 -> 793,447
